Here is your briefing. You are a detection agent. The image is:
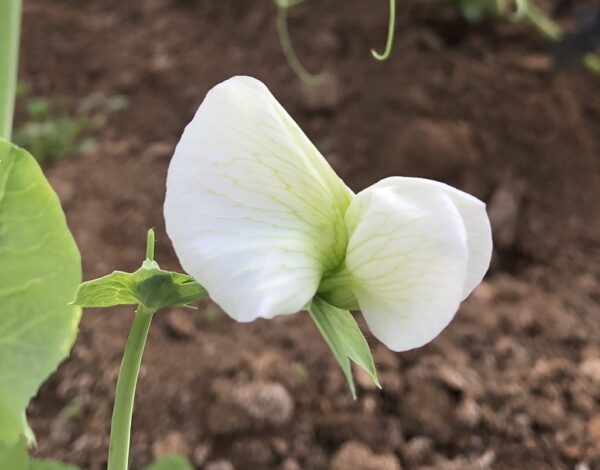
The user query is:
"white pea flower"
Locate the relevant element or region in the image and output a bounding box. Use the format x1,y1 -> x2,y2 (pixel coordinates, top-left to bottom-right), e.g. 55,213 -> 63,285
164,76 -> 492,352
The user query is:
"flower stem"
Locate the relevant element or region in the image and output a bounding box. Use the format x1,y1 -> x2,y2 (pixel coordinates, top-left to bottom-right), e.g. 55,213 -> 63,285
107,304 -> 155,470
0,0 -> 21,140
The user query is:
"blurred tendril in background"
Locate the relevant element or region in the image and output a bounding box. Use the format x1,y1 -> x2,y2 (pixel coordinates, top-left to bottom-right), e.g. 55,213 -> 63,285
274,0 -> 397,84
275,0 -> 599,81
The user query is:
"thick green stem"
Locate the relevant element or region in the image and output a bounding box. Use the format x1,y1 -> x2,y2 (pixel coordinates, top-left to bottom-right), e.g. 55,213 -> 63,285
0,0 -> 21,140
107,305 -> 155,470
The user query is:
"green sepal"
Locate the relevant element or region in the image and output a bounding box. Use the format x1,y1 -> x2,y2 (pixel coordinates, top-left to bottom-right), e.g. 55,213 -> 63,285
144,454 -> 193,470
308,297 -> 380,398
72,260 -> 208,311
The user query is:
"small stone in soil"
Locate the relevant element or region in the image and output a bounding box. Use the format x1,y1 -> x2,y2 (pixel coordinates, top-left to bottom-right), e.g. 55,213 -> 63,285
205,460 -> 234,470
165,311 -> 196,340
403,436 -> 434,466
152,431 -> 189,459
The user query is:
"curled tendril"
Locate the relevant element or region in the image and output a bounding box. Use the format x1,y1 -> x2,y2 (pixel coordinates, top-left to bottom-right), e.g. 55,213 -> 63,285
275,0 -> 324,85
371,0 -> 396,61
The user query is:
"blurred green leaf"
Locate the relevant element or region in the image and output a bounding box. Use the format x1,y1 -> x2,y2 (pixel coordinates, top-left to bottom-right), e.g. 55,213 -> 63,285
308,297 -> 380,398
30,459 -> 79,470
0,139 -> 81,445
458,0 -> 499,22
14,91 -> 128,164
0,438 -> 28,470
26,98 -> 51,121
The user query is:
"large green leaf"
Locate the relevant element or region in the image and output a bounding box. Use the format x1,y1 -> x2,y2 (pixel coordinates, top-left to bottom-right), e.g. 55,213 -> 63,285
144,454 -> 193,470
0,138 -> 81,444
308,297 -> 380,398
30,459 -> 79,470
0,439 -> 80,470
73,260 -> 207,310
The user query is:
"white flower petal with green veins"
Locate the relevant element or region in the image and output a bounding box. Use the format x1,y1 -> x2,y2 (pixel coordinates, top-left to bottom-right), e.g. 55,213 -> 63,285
344,177 -> 480,351
164,76 -> 352,322
371,177 -> 492,299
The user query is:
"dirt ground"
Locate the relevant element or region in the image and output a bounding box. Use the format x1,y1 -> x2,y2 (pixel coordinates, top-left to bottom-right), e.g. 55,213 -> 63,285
18,0 -> 600,469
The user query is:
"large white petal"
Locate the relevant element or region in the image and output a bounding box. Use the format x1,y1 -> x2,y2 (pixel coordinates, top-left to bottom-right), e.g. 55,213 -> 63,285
164,76 -> 352,322
371,177 -> 492,299
344,177 -> 473,351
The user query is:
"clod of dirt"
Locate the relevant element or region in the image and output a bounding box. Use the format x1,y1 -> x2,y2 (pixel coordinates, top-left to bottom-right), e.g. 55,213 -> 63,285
529,398 -> 567,431
400,367 -> 456,444
529,358 -> 574,390
204,460 -> 234,470
587,416 -> 600,454
164,311 -> 197,340
513,54 -> 552,73
192,442 -> 211,467
250,352 -> 299,389
402,436 -> 435,466
383,118 -> 480,182
488,175 -> 526,250
580,358 -> 600,384
151,431 -> 190,459
208,380 -> 294,434
229,381 -> 294,425
230,437 -> 274,467
281,458 -> 302,470
423,450 -> 495,470
438,363 -> 483,398
314,413 -> 381,449
455,397 -> 482,429
330,441 -> 402,470
355,367 -> 379,391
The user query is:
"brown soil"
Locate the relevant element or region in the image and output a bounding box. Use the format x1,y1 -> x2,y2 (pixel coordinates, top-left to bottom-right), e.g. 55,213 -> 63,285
19,0 -> 600,469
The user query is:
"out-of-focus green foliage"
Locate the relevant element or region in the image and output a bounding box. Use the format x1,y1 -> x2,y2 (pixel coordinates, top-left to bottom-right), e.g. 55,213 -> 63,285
13,89 -> 127,164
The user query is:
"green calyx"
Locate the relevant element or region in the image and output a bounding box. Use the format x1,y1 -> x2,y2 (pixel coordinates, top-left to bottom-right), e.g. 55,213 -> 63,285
317,266 -> 359,311
308,297 -> 379,399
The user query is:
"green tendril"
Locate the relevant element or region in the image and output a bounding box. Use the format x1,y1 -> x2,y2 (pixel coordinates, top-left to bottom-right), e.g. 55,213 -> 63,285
275,1 -> 324,85
371,0 -> 396,61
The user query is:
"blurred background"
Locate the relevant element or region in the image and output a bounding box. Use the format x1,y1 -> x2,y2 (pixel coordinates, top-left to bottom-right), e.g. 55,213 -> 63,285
18,0 -> 600,469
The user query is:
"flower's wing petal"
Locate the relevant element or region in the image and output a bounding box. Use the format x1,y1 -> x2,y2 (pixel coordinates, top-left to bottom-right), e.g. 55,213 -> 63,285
164,76 -> 352,322
344,177 -> 472,351
369,177 -> 492,299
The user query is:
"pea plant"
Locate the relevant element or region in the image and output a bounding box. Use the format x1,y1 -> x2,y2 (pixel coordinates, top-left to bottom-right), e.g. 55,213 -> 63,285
275,0 -> 600,79
0,2 -> 493,470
